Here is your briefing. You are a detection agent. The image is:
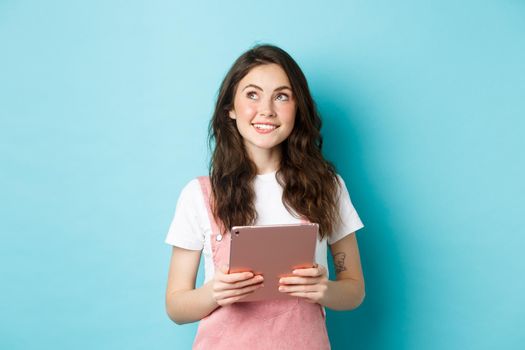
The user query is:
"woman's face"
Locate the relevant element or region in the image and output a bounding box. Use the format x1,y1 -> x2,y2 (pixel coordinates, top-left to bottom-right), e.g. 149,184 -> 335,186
229,63 -> 297,157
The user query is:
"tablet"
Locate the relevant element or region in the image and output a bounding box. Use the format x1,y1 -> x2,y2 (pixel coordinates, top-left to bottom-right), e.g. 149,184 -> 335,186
228,222 -> 319,302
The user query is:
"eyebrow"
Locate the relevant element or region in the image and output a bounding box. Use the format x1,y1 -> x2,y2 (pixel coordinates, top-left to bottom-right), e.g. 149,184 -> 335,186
241,84 -> 292,92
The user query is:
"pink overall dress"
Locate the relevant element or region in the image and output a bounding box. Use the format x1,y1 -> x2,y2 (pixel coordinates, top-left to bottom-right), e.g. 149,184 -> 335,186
193,176 -> 331,350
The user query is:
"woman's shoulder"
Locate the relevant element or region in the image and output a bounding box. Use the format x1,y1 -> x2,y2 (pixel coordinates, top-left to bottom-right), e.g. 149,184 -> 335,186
181,177 -> 201,192
177,176 -> 208,203
334,172 -> 346,187
333,173 -> 352,197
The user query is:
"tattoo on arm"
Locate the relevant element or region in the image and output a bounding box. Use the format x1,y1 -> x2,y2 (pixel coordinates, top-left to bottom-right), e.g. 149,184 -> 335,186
334,252 -> 347,273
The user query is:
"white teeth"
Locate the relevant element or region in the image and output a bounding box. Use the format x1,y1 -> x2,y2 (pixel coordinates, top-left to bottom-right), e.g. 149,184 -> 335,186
253,124 -> 277,130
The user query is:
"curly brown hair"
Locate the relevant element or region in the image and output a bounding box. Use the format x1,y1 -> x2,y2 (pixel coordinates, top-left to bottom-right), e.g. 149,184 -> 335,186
208,44 -> 341,239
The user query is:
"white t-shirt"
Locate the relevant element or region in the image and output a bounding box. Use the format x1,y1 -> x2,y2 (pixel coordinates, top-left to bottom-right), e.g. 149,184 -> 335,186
165,171 -> 364,283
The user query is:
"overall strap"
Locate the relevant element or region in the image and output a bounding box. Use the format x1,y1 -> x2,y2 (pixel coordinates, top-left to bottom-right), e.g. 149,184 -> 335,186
197,176 -> 229,268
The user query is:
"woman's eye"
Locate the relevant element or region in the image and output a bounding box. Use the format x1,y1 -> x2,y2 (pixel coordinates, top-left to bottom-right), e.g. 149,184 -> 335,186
247,91 -> 258,99
276,93 -> 289,101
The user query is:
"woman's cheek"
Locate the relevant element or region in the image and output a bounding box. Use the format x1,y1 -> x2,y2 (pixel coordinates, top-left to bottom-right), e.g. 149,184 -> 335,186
278,104 -> 297,121
237,103 -> 257,119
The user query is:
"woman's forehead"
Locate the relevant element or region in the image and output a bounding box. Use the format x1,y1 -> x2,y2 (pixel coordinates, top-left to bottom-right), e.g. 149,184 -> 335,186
238,64 -> 291,90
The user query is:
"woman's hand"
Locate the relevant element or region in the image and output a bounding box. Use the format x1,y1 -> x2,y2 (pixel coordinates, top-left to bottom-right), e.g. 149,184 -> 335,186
278,264 -> 329,304
210,265 -> 264,306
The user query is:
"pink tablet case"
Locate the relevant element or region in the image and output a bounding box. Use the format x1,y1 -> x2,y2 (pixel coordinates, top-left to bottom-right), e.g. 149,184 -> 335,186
228,223 -> 318,302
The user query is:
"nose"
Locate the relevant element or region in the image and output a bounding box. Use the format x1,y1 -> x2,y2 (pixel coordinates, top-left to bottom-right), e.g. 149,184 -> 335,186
258,96 -> 276,118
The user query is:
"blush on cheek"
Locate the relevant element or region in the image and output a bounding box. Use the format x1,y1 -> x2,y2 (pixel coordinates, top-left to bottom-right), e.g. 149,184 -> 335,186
238,105 -> 257,117
277,105 -> 297,121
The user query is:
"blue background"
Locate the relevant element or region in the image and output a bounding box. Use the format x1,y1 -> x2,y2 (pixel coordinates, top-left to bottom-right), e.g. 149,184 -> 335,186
1,1 -> 524,349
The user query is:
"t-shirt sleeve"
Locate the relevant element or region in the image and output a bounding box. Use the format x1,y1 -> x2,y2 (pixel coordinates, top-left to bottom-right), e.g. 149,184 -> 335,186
327,174 -> 365,245
164,179 -> 205,250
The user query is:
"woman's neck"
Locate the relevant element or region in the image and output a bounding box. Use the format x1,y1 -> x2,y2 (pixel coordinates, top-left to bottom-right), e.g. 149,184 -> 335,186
246,146 -> 282,175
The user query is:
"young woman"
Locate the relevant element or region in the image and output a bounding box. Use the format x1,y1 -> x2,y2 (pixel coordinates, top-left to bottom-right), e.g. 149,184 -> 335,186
165,44 -> 365,349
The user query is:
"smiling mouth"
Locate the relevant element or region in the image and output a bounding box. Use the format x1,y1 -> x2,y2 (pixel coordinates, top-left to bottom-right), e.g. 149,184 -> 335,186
252,123 -> 279,131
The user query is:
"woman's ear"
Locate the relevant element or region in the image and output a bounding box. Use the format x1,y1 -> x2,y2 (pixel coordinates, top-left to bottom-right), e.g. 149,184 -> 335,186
228,110 -> 236,120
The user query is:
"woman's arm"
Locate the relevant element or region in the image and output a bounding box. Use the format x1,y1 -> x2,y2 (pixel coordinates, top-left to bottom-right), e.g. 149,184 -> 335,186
278,232 -> 365,311
165,246 -> 217,324
165,246 -> 265,325
323,232 -> 366,310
